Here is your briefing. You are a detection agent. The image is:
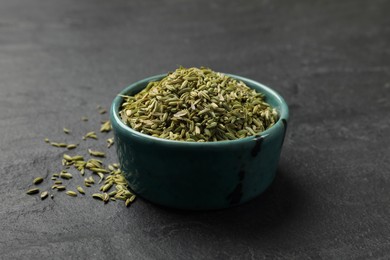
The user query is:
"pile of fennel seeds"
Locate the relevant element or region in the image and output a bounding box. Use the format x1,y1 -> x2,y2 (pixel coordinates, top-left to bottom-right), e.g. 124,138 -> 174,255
119,67 -> 278,142
26,106 -> 136,207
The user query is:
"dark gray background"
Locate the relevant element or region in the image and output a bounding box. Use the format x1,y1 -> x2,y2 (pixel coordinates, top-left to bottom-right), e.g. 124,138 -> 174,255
1,0 -> 390,259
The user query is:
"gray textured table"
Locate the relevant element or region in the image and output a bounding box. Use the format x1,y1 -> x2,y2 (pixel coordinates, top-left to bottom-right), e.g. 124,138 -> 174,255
1,0 -> 390,259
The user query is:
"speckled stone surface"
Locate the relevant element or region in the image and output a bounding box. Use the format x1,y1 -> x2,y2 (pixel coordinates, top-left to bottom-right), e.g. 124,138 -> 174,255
1,0 -> 389,259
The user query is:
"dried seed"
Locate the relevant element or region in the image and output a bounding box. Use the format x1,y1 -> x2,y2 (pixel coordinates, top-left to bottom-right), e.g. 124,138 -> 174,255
71,155 -> 84,161
57,186 -> 66,191
81,116 -> 88,121
77,186 -> 85,194
44,138 -> 50,143
100,121 -> 112,132
108,164 -> 115,171
107,138 -> 114,148
92,193 -> 104,201
26,188 -> 39,195
99,108 -> 107,114
66,191 -> 77,197
108,190 -> 117,197
60,172 -> 73,180
41,191 -> 49,200
33,177 -> 44,185
63,128 -> 71,134
129,194 -> 136,202
125,198 -> 132,207
100,182 -> 113,192
66,144 -> 78,150
88,176 -> 95,184
63,154 -> 73,161
90,168 -> 109,173
96,172 -> 104,183
83,131 -> 98,140
88,149 -> 105,158
103,193 -> 109,203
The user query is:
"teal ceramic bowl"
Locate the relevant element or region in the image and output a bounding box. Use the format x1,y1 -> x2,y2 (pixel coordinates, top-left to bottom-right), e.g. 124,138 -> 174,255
110,74 -> 288,210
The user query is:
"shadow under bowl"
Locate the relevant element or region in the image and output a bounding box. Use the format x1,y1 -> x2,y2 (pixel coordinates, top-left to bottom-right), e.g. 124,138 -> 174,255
110,74 -> 289,210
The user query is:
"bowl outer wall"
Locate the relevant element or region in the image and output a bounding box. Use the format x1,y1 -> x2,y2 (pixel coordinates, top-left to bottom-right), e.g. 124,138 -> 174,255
110,74 -> 289,210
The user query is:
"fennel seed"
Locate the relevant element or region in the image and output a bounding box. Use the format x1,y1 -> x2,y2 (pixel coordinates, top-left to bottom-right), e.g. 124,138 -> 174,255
66,191 -> 77,197
26,188 -> 39,195
41,191 -> 49,200
33,177 -> 44,185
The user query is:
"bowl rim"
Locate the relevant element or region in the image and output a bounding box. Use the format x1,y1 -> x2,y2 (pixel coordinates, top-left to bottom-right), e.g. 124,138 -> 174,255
110,73 -> 289,147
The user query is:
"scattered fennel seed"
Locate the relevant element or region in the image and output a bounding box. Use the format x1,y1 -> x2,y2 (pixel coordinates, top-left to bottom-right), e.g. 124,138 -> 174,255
66,191 -> 77,197
100,121 -> 112,132
41,191 -> 49,200
88,149 -> 105,158
26,188 -> 39,195
33,177 -> 44,185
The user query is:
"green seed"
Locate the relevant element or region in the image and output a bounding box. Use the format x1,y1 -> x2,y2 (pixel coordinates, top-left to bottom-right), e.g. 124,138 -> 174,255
26,188 -> 39,195
129,194 -> 136,202
100,121 -> 112,132
77,186 -> 85,194
90,167 -> 109,173
92,193 -> 104,201
63,128 -> 71,134
125,198 -> 132,207
72,155 -> 84,161
81,116 -> 88,121
95,172 -> 104,183
60,172 -> 73,180
66,144 -> 78,150
41,191 -> 49,200
56,186 -> 66,191
108,190 -> 117,197
100,182 -> 113,192
88,149 -> 105,158
88,176 -> 95,184
66,191 -> 77,197
103,193 -> 109,203
107,138 -> 114,148
83,131 -> 98,140
33,177 -> 44,185
44,138 -> 50,143
63,154 -> 73,161
54,181 -> 62,185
